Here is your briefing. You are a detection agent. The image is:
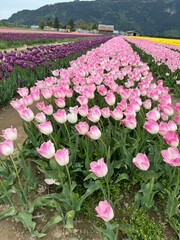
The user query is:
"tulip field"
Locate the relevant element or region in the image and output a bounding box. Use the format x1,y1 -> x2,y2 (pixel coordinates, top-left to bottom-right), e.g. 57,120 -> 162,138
0,34 -> 180,239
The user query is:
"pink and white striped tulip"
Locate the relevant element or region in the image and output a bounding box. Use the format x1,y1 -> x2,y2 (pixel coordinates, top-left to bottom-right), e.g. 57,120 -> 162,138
2,127 -> 17,141
121,115 -> 137,130
143,120 -> 159,134
146,109 -> 160,121
101,107 -> 110,118
163,131 -> 179,147
86,126 -> 101,140
36,121 -> 53,135
132,153 -> 150,171
161,147 -> 180,167
75,122 -> 89,135
36,140 -> 55,159
17,87 -> 29,97
35,112 -> 46,123
53,109 -> 67,124
54,148 -> 69,166
19,108 -> 34,122
54,97 -> 65,108
42,105 -> 53,115
90,158 -> 108,177
0,139 -> 14,156
95,200 -> 114,222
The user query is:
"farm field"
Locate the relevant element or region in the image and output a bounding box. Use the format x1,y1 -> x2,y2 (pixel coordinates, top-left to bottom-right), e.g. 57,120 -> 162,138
0,34 -> 179,240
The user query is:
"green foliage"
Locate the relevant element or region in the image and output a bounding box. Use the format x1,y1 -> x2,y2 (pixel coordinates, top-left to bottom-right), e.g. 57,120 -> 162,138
39,20 -> 45,30
54,16 -> 59,30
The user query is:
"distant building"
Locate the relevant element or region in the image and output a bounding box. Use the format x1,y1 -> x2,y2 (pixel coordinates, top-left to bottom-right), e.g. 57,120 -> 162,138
31,25 -> 39,29
44,26 -> 55,31
98,24 -> 114,34
126,30 -> 139,36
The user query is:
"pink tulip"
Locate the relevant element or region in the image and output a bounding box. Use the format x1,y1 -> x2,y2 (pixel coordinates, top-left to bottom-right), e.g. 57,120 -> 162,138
35,112 -> 46,123
76,95 -> 88,105
54,148 -> 69,166
163,131 -> 179,147
75,122 -> 89,135
36,101 -> 46,111
174,116 -> 180,126
36,121 -> 53,135
159,122 -> 169,136
53,109 -> 67,123
90,158 -> 108,177
167,120 -> 177,132
78,104 -> 89,117
175,103 -> 180,113
0,139 -> 14,156
36,140 -> 55,159
95,200 -> 114,222
104,91 -> 116,106
146,109 -> 160,121
19,108 -> 34,122
161,147 -> 180,167
142,99 -> 152,109
54,97 -> 65,108
143,120 -> 159,134
2,127 -> 17,141
67,112 -> 78,124
97,85 -> 108,96
101,107 -> 110,118
22,95 -> 34,106
52,69 -> 60,77
132,153 -> 150,171
86,126 -> 101,140
121,115 -> 137,129
17,87 -> 29,97
42,105 -> 53,115
110,108 -> 123,120
41,88 -> 53,99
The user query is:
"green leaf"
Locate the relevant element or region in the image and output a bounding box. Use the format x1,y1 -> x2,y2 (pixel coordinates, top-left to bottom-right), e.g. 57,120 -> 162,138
64,210 -> 75,229
0,207 -> 17,220
84,172 -> 98,181
114,173 -> 129,184
15,211 -> 45,238
42,215 -> 63,233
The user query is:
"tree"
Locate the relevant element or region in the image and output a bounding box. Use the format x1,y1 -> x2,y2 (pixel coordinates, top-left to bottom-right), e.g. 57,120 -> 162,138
67,19 -> 75,31
47,18 -> 53,27
39,20 -> 45,30
54,16 -> 59,30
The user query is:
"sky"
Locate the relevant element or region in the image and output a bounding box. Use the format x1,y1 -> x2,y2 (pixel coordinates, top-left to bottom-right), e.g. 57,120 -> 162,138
0,0 -> 72,20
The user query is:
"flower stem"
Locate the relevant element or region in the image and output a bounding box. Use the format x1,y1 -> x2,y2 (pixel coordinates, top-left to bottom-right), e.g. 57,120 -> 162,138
9,155 -> 27,205
65,165 -> 72,192
64,123 -> 71,148
100,138 -> 108,157
105,176 -> 110,202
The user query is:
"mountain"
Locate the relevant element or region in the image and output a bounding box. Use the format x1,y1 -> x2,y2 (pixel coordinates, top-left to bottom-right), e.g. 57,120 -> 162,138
7,0 -> 180,36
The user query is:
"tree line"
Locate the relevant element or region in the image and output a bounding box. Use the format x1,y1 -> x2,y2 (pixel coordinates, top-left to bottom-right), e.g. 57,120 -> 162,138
39,17 -> 98,31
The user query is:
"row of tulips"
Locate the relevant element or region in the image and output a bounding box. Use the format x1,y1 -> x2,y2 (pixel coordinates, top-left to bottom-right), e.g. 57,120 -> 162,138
0,35 -> 111,106
124,37 -> 180,73
125,37 -> 180,96
0,36 -> 179,238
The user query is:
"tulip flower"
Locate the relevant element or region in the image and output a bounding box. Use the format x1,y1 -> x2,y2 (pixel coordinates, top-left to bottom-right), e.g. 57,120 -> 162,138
163,131 -> 179,147
17,87 -> 29,97
86,126 -> 101,140
143,120 -> 159,134
36,140 -> 55,159
54,148 -> 69,166
132,153 -> 150,171
2,127 -> 17,141
0,139 -> 14,156
90,158 -> 108,177
161,147 -> 180,167
19,108 -> 34,122
53,109 -> 67,124
36,121 -> 53,135
95,200 -> 114,222
75,122 -> 89,135
35,112 -> 46,123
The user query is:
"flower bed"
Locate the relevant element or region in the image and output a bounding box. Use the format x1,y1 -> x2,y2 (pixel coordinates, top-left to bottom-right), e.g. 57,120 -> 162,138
0,36 -> 179,239
0,35 -> 111,106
